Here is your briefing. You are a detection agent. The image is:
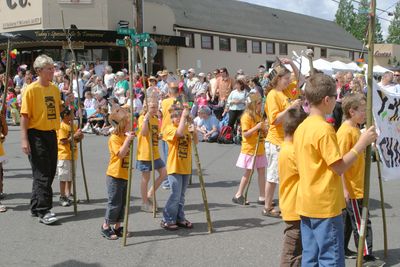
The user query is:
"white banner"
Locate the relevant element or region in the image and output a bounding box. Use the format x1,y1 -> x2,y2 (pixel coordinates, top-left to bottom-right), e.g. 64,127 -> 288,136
372,80 -> 400,181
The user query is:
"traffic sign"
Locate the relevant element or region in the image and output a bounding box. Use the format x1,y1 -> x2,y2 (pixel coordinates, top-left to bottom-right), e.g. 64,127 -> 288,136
137,41 -> 152,47
117,28 -> 136,35
134,33 -> 150,40
116,39 -> 126,47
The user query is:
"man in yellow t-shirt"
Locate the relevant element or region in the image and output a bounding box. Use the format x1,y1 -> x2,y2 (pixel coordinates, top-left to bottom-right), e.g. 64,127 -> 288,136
161,105 -> 198,230
337,93 -> 377,263
293,74 -> 376,266
278,107 -> 307,267
20,55 -> 63,225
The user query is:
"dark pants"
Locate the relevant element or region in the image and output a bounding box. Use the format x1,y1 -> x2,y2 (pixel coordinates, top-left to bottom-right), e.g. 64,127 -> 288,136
0,163 -> 3,193
228,110 -> 244,132
281,220 -> 302,267
28,129 -> 57,216
104,176 -> 127,224
332,101 -> 343,131
344,198 -> 373,256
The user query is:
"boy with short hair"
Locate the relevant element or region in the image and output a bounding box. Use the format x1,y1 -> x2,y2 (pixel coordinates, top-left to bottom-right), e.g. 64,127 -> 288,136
279,107 -> 307,267
293,74 -> 376,266
57,108 -> 84,207
337,93 -> 378,264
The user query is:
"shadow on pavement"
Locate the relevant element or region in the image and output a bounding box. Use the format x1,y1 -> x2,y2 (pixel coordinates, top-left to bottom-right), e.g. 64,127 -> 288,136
126,217 -> 282,247
374,248 -> 400,266
369,198 -> 393,211
52,260 -> 104,267
188,180 -> 239,188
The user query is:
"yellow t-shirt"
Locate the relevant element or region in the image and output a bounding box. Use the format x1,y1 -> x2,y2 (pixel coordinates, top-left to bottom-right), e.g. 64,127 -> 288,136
240,113 -> 266,156
0,142 -> 5,157
57,121 -> 78,160
20,81 -> 61,131
265,89 -> 290,146
283,81 -> 301,101
293,115 -> 345,218
278,141 -> 300,221
161,97 -> 176,140
165,124 -> 192,175
106,134 -> 130,180
337,122 -> 365,199
137,115 -> 161,161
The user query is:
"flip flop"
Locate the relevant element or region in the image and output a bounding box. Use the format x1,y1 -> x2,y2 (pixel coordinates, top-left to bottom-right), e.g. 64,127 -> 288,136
262,208 -> 281,218
232,195 -> 250,205
0,204 -> 6,213
160,221 -> 179,231
177,220 -> 193,229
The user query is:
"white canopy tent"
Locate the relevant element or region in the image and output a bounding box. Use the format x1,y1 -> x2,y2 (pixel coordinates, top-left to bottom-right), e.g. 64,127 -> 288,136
331,60 -> 354,71
346,62 -> 362,72
363,64 -> 393,75
313,58 -> 333,75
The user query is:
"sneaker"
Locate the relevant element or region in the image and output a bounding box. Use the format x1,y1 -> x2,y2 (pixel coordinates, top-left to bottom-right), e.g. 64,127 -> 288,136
38,211 -> 58,225
0,203 -> 6,212
345,249 -> 357,259
363,255 -> 379,262
59,196 -> 70,207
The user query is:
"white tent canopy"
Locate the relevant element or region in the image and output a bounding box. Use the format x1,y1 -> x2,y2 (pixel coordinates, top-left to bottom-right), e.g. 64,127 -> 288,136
331,60 -> 354,71
345,62 -> 362,72
313,58 -> 333,75
363,64 -> 393,75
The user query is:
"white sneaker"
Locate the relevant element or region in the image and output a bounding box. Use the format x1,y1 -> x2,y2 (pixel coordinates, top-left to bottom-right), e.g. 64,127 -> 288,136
39,211 -> 58,225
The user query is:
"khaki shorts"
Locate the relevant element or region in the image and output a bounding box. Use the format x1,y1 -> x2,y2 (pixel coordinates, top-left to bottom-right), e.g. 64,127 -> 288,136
57,160 -> 76,182
265,141 -> 280,183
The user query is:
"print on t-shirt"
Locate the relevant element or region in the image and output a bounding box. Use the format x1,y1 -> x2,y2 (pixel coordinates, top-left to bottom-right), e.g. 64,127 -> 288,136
121,155 -> 130,168
151,125 -> 158,146
45,96 -> 56,120
178,135 -> 189,159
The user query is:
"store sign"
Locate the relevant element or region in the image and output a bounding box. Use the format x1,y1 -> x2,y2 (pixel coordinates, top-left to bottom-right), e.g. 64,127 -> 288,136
3,17 -> 41,29
375,50 -> 392,57
6,0 -> 29,9
150,34 -> 186,47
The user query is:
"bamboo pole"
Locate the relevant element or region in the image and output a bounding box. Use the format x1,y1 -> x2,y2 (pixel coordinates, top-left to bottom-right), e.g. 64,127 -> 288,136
1,39 -> 11,114
123,36 -> 135,246
192,134 -> 213,233
137,47 -> 157,218
243,131 -> 262,205
357,1 -> 375,266
69,64 -> 78,216
374,144 -> 388,258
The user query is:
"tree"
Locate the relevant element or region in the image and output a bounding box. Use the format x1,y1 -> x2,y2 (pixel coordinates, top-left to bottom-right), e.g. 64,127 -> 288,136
375,18 -> 384,43
353,0 -> 369,42
335,0 -> 356,33
386,1 -> 400,44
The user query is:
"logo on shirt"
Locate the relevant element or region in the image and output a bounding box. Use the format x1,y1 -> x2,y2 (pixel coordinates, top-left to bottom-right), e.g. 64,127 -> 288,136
121,155 -> 130,169
178,134 -> 189,159
45,96 -> 57,120
151,125 -> 159,147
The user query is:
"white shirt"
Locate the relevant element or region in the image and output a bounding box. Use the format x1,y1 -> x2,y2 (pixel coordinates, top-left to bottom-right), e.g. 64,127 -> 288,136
104,73 -> 116,89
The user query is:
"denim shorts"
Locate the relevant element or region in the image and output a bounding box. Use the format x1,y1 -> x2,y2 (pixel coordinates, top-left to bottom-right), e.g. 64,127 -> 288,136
135,158 -> 165,172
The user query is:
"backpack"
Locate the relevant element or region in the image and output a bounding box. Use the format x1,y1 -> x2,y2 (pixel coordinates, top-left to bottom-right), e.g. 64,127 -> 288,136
217,125 -> 233,144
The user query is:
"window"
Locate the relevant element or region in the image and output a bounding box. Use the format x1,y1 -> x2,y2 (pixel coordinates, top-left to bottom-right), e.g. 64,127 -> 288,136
252,40 -> 261,54
321,48 -> 327,58
180,31 -> 194,48
279,43 -> 288,55
219,37 -> 231,51
349,51 -> 355,60
236,38 -> 247,53
266,42 -> 275,54
201,35 -> 213,49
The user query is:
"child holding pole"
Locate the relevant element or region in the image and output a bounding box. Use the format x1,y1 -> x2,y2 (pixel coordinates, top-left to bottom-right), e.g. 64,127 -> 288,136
161,103 -> 198,230
293,74 -> 376,266
136,99 -> 167,212
337,93 -> 378,263
101,107 -> 135,240
57,108 -> 83,207
232,93 -> 268,205
278,107 -> 307,267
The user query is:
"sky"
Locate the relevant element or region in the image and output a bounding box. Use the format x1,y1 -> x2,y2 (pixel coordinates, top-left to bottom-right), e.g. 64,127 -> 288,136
241,0 -> 398,39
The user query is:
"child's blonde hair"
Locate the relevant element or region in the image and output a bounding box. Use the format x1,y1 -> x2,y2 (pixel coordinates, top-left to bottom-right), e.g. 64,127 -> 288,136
342,93 -> 366,119
244,93 -> 262,122
109,107 -> 130,135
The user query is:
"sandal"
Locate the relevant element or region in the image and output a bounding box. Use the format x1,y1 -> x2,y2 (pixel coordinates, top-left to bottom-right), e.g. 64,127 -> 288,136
0,203 -> 6,213
160,221 -> 179,231
177,220 -> 193,229
262,207 -> 281,218
113,226 -> 133,238
101,226 -> 118,240
232,195 -> 250,205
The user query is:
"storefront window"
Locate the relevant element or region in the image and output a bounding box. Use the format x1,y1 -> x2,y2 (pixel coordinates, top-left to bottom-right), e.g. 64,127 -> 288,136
93,49 -> 108,61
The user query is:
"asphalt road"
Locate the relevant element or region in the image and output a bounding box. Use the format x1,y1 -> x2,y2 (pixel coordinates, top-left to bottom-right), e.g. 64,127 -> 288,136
0,126 -> 399,267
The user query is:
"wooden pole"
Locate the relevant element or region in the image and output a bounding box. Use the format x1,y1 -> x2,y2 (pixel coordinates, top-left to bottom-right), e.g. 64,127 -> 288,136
69,64 -> 78,216
123,37 -> 135,246
1,38 -> 11,115
243,131 -> 262,205
357,1 -> 375,266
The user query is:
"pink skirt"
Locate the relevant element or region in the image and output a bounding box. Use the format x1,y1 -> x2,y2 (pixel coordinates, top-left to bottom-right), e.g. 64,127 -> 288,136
236,153 -> 267,170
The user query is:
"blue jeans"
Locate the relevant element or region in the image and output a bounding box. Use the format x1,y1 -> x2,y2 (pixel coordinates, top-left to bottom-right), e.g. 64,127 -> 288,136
104,176 -> 127,224
301,215 -> 345,267
160,140 -> 170,187
162,174 -> 190,224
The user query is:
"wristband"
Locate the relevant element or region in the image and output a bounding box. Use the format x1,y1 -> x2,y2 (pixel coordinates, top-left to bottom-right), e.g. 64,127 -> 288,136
350,148 -> 359,157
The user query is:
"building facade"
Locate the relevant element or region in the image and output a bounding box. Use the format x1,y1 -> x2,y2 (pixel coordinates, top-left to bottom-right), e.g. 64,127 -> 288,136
1,0 -> 363,75
373,44 -> 400,69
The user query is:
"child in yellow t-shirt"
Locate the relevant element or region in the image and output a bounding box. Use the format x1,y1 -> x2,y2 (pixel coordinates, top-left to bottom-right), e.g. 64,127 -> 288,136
136,100 -> 167,213
337,93 -> 377,263
232,93 -> 268,205
57,108 -> 83,207
101,107 -> 135,240
293,74 -> 376,266
161,103 -> 198,230
278,107 -> 307,267
0,111 -> 8,212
